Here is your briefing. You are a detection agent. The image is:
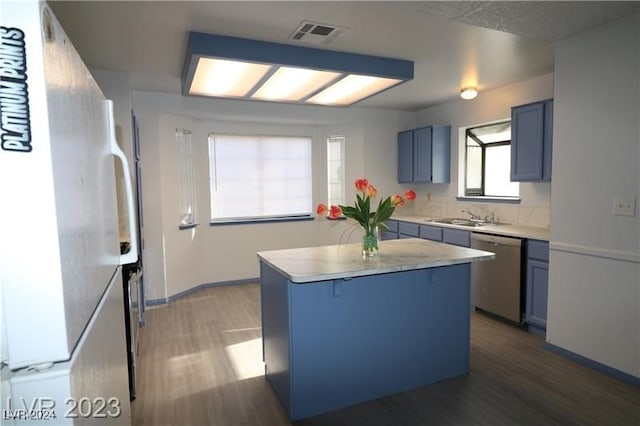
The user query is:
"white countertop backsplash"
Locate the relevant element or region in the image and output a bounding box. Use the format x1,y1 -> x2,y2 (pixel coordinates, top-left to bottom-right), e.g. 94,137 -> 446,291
395,199 -> 550,241
409,200 -> 550,228
394,214 -> 550,241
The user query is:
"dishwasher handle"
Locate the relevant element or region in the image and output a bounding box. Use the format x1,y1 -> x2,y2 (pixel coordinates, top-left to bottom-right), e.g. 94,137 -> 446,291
470,232 -> 523,247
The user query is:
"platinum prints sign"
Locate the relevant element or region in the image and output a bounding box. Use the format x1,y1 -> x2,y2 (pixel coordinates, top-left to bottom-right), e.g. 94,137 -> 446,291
0,26 -> 32,153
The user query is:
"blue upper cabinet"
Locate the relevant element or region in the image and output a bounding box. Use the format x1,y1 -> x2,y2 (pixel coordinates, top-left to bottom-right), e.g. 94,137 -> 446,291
542,100 -> 553,181
397,130 -> 414,183
510,99 -> 553,182
413,127 -> 433,182
398,125 -> 450,183
431,126 -> 451,183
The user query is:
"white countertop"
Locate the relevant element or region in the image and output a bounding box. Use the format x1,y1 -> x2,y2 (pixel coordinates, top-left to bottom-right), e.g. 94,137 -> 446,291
394,215 -> 550,241
257,238 -> 495,283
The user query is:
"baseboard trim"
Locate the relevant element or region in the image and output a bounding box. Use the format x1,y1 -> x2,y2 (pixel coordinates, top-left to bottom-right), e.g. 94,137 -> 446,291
544,342 -> 640,387
146,278 -> 260,306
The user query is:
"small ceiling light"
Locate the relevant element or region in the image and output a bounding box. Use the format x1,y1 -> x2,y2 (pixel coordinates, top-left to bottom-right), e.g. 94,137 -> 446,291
460,87 -> 478,100
182,32 -> 414,107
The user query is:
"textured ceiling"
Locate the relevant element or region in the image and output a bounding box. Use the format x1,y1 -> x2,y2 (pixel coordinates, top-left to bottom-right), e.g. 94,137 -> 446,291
49,1 -> 640,111
422,1 -> 640,41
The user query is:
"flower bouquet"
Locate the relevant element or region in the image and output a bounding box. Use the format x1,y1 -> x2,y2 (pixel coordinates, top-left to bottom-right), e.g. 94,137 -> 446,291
317,178 -> 416,258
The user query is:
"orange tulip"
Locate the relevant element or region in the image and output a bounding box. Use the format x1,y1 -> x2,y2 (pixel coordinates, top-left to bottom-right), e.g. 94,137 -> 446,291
316,203 -> 328,215
391,194 -> 405,207
404,189 -> 416,201
365,184 -> 378,198
329,205 -> 342,219
355,178 -> 369,192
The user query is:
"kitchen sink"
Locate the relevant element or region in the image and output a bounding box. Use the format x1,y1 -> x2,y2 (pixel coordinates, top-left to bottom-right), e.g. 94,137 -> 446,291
429,218 -> 485,227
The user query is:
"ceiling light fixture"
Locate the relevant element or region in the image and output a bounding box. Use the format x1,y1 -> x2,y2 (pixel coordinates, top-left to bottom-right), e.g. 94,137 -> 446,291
182,32 -> 414,107
460,87 -> 478,100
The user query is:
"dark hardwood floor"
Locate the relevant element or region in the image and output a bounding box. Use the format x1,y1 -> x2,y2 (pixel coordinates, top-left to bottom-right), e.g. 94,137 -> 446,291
132,283 -> 640,426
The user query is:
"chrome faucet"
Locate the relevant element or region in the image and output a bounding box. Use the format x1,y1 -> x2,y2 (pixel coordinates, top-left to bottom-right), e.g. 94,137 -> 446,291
485,213 -> 497,224
461,209 -> 483,221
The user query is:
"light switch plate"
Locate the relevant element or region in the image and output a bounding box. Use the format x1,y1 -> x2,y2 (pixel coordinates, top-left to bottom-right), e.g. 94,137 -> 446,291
613,197 -> 637,216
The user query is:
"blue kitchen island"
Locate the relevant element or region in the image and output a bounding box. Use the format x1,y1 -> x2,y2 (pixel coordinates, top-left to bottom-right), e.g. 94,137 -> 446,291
258,238 -> 494,421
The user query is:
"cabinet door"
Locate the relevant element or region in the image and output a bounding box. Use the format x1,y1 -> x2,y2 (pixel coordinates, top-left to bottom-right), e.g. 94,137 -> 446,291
526,259 -> 549,330
413,127 -> 433,182
419,224 -> 443,242
398,221 -> 420,238
381,231 -> 398,240
397,130 -> 414,183
384,220 -> 399,233
431,126 -> 451,183
511,102 -> 545,181
527,239 -> 549,262
381,220 -> 398,240
443,228 -> 470,247
542,100 -> 553,181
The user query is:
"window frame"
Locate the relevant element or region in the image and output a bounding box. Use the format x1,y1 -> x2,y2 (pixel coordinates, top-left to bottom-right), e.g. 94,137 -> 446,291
463,121 -> 517,199
207,132 -> 314,225
176,128 -> 197,230
326,135 -> 346,207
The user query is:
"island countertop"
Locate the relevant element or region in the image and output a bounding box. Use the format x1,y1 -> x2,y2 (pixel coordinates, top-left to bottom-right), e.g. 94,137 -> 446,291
257,238 -> 494,283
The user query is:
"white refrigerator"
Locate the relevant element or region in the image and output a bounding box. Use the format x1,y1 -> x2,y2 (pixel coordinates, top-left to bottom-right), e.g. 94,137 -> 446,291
1,1 -> 137,424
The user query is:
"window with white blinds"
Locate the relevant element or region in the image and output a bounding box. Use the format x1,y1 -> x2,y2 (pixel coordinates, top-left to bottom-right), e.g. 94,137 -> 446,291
327,135 -> 345,207
208,134 -> 313,223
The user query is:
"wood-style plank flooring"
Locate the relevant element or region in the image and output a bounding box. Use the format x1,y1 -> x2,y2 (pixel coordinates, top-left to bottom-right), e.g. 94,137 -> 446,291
132,283 -> 640,426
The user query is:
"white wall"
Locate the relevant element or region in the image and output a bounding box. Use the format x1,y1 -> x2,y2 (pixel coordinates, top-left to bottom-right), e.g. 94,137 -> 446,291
415,74 -> 554,227
131,92 -> 415,301
549,13 -> 640,378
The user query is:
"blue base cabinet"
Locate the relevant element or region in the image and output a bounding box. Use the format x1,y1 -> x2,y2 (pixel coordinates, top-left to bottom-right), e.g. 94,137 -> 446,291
386,220 -> 469,247
398,125 -> 450,183
398,221 -> 420,239
443,228 -> 470,247
381,219 -> 399,240
260,261 -> 471,421
419,224 -> 443,242
525,240 -> 549,333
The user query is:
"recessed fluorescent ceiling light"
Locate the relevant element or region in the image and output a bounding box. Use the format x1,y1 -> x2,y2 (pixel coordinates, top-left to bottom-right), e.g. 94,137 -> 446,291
189,58 -> 271,97
252,67 -> 340,101
182,32 -> 414,107
306,74 -> 402,106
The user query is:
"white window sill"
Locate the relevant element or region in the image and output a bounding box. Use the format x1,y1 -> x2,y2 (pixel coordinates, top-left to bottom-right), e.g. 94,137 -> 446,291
456,196 -> 521,204
210,214 -> 314,226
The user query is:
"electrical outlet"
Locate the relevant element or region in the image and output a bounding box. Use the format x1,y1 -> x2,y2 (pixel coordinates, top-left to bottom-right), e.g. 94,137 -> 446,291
613,197 -> 636,216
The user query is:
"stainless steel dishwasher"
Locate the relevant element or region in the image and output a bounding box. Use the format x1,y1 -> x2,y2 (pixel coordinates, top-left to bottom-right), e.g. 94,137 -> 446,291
470,233 -> 524,324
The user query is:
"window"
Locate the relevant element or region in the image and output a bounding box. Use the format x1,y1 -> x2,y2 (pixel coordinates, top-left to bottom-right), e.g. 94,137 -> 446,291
208,133 -> 313,222
176,128 -> 196,228
464,121 -> 519,198
327,135 -> 345,206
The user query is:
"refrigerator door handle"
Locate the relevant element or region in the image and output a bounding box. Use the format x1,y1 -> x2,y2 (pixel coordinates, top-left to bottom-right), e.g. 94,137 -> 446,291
107,99 -> 139,265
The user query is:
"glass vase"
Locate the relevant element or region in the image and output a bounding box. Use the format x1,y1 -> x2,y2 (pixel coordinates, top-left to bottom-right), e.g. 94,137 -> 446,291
362,225 -> 379,259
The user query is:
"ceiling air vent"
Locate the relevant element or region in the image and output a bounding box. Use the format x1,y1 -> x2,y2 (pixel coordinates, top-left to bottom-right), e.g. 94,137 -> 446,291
289,21 -> 346,46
